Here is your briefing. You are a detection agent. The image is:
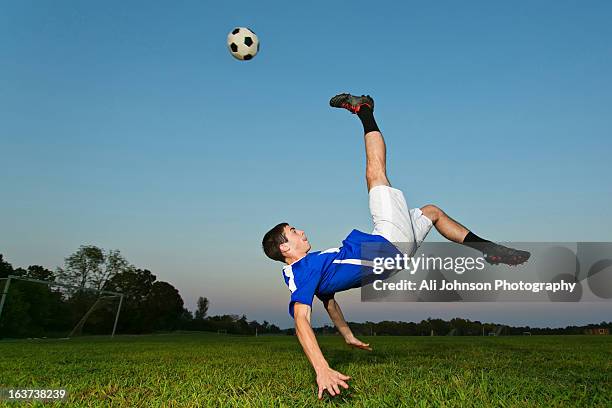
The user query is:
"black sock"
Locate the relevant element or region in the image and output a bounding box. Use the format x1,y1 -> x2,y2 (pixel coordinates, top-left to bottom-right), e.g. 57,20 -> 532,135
356,105 -> 380,134
462,231 -> 494,253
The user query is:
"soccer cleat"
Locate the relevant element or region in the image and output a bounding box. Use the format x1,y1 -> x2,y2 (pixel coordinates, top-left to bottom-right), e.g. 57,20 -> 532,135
483,245 -> 531,266
329,93 -> 374,114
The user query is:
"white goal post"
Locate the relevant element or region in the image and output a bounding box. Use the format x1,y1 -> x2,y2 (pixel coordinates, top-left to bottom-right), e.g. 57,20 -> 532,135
0,275 -> 124,338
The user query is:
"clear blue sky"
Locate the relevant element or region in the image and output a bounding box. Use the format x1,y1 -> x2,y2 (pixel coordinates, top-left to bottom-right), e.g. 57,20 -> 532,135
1,1 -> 611,328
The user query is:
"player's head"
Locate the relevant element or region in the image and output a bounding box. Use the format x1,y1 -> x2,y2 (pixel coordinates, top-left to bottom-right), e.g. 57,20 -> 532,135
262,223 -> 311,263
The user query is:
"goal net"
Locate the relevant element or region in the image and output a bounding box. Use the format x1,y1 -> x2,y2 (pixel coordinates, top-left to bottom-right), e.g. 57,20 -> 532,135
0,275 -> 123,339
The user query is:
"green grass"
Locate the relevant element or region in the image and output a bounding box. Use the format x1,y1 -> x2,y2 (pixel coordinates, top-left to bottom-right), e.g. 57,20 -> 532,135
1,333 -> 611,407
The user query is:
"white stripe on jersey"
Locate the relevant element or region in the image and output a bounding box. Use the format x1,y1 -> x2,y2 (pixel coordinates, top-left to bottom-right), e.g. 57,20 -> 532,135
332,259 -> 375,267
283,265 -> 297,292
319,248 -> 340,254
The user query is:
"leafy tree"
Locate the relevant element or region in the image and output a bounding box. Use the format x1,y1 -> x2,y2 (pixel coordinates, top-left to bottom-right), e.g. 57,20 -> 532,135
0,286 -> 31,337
14,280 -> 62,336
57,246 -> 130,291
104,268 -> 156,333
146,281 -> 184,331
91,250 -> 129,291
12,267 -> 27,277
57,245 -> 104,290
195,296 -> 209,319
0,254 -> 14,279
0,258 -> 68,338
25,265 -> 55,281
428,318 -> 450,336
105,268 -> 156,301
179,308 -> 193,326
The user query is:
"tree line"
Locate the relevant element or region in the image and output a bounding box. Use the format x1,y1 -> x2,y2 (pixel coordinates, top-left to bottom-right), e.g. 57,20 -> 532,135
0,249 -> 280,338
307,318 -> 612,336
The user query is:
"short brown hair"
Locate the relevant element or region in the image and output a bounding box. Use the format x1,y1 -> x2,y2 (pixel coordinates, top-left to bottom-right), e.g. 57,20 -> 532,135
262,223 -> 289,262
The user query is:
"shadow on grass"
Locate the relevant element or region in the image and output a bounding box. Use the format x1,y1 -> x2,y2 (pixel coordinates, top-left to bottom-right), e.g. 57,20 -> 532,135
325,346 -> 395,368
313,347 -> 399,405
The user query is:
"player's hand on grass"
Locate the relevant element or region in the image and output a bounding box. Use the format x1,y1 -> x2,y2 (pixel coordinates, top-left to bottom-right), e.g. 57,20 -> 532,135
345,335 -> 372,351
316,367 -> 350,399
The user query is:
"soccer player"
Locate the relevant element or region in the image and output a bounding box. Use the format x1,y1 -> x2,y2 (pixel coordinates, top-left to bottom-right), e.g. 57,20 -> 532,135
261,93 -> 530,399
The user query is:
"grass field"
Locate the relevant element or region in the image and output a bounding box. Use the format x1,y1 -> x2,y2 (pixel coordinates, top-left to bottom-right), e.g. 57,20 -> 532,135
1,332 -> 611,407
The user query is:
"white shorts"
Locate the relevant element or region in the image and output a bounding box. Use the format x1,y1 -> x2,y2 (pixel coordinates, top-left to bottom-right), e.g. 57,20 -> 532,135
369,185 -> 433,256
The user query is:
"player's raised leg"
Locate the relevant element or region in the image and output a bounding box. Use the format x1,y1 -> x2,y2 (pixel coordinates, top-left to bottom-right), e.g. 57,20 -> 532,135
329,94 -> 388,191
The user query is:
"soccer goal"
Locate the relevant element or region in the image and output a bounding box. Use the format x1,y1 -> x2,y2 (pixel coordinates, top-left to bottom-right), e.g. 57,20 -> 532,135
0,275 -> 124,339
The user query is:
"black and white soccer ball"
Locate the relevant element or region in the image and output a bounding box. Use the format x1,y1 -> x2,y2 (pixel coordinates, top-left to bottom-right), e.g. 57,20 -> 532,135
227,27 -> 259,61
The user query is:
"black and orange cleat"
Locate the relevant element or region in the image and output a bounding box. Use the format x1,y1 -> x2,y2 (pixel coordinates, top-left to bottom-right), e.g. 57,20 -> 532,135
484,245 -> 531,266
329,93 -> 374,114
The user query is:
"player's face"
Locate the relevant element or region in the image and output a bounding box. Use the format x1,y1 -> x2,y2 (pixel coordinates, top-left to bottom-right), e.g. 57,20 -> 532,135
284,225 -> 311,254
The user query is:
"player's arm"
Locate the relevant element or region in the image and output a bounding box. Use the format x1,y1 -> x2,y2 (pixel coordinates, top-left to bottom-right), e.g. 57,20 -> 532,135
322,298 -> 372,351
293,302 -> 351,399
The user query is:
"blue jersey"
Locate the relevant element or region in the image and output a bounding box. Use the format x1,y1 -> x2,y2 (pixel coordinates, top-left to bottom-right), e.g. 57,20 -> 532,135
282,229 -> 400,318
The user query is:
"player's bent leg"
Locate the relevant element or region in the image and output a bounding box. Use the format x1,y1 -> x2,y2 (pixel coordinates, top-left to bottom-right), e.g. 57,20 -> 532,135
420,204 -> 469,244
420,203 -> 531,266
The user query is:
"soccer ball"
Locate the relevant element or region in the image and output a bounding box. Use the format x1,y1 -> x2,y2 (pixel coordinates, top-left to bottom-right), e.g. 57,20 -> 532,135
227,27 -> 259,61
